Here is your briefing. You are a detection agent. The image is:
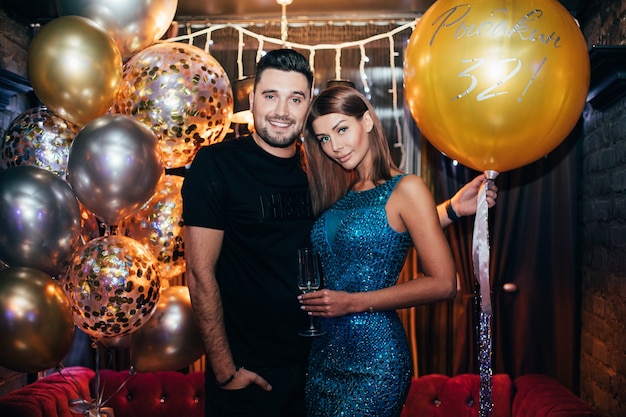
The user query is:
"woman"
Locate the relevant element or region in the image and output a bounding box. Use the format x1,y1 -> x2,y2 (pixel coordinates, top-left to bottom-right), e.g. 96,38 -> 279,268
299,86 -> 457,417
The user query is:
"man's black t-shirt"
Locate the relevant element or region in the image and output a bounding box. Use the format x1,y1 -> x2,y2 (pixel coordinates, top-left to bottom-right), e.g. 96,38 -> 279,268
182,136 -> 315,368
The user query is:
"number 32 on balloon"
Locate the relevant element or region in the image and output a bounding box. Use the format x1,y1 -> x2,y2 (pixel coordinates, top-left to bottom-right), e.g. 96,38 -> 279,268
454,56 -> 546,103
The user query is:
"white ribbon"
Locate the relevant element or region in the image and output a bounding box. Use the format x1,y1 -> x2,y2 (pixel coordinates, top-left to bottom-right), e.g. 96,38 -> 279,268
472,171 -> 498,314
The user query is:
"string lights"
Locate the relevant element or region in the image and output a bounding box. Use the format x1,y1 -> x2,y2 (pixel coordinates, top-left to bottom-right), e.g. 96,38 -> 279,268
166,14 -> 417,169
277,0 -> 294,45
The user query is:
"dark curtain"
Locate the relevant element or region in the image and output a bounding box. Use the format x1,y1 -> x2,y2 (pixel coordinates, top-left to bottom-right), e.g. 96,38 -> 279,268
418,122 -> 582,392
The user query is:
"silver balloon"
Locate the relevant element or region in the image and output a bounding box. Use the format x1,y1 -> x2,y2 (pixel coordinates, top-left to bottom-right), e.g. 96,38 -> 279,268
131,286 -> 204,372
67,114 -> 164,225
56,0 -> 178,60
0,165 -> 82,277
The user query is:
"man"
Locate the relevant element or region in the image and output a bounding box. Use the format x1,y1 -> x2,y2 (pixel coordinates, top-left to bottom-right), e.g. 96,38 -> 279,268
182,48 -> 496,417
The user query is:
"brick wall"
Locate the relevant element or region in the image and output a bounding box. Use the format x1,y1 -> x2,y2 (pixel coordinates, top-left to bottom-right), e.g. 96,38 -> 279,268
580,94 -> 626,417
0,7 -> 30,397
0,8 -> 29,76
578,1 -> 626,416
0,7 -> 32,134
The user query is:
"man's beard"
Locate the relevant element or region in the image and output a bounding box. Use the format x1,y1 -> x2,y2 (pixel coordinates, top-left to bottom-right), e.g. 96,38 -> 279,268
256,126 -> 300,149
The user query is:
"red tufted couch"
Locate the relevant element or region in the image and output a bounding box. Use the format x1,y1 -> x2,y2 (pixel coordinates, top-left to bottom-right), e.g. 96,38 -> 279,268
0,366 -> 603,417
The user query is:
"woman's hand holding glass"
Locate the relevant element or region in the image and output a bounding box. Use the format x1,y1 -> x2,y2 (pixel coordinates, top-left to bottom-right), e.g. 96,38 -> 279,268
296,248 -> 325,337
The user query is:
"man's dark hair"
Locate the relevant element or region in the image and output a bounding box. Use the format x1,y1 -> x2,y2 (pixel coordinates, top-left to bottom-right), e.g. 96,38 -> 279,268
255,49 -> 314,91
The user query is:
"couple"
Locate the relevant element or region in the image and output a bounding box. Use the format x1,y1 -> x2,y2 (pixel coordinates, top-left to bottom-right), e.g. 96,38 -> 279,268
181,49 -> 497,417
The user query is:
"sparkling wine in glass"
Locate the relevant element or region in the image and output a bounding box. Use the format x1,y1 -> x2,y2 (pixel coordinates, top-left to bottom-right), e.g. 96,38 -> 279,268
297,248 -> 325,337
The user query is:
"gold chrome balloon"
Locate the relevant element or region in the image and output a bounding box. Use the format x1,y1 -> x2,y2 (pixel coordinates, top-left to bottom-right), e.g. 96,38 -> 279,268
28,15 -> 122,126
0,267 -> 75,373
131,286 -> 204,372
100,334 -> 132,351
56,0 -> 178,60
115,42 -> 233,168
404,0 -> 590,173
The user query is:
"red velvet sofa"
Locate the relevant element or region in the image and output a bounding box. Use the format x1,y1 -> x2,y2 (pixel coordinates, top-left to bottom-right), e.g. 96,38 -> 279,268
0,366 -> 603,417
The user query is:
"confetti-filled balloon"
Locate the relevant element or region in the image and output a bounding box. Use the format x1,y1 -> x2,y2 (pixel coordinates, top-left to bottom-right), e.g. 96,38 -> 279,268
67,115 -> 164,225
0,165 -> 82,277
1,107 -> 79,177
115,42 -> 233,168
62,235 -> 161,340
118,174 -> 185,280
27,16 -> 122,126
131,286 -> 204,372
56,0 -> 178,60
0,267 -> 75,373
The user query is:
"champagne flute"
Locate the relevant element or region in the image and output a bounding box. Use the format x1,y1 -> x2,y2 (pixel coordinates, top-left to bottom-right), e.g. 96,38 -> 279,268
297,247 -> 325,337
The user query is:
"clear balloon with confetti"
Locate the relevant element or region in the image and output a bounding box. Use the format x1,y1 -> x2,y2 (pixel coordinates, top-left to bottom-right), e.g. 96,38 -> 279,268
62,235 -> 161,340
115,42 -> 233,168
1,107 -> 79,178
117,174 -> 185,280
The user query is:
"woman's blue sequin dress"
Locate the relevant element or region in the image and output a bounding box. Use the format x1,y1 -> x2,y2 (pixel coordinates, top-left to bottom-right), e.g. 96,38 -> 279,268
306,175 -> 413,417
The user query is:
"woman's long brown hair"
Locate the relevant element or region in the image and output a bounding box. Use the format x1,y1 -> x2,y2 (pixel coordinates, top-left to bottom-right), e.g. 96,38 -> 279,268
302,86 -> 398,215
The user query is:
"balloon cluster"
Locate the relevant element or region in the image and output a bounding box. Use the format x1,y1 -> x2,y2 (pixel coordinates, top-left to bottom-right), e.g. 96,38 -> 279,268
0,0 -> 218,373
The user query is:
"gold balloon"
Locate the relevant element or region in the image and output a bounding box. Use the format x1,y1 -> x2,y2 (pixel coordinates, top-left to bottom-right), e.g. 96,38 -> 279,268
28,16 -> 123,126
0,267 -> 75,373
117,174 -> 185,280
131,286 -> 204,372
101,334 -> 132,351
404,0 -> 590,173
115,42 -> 233,168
